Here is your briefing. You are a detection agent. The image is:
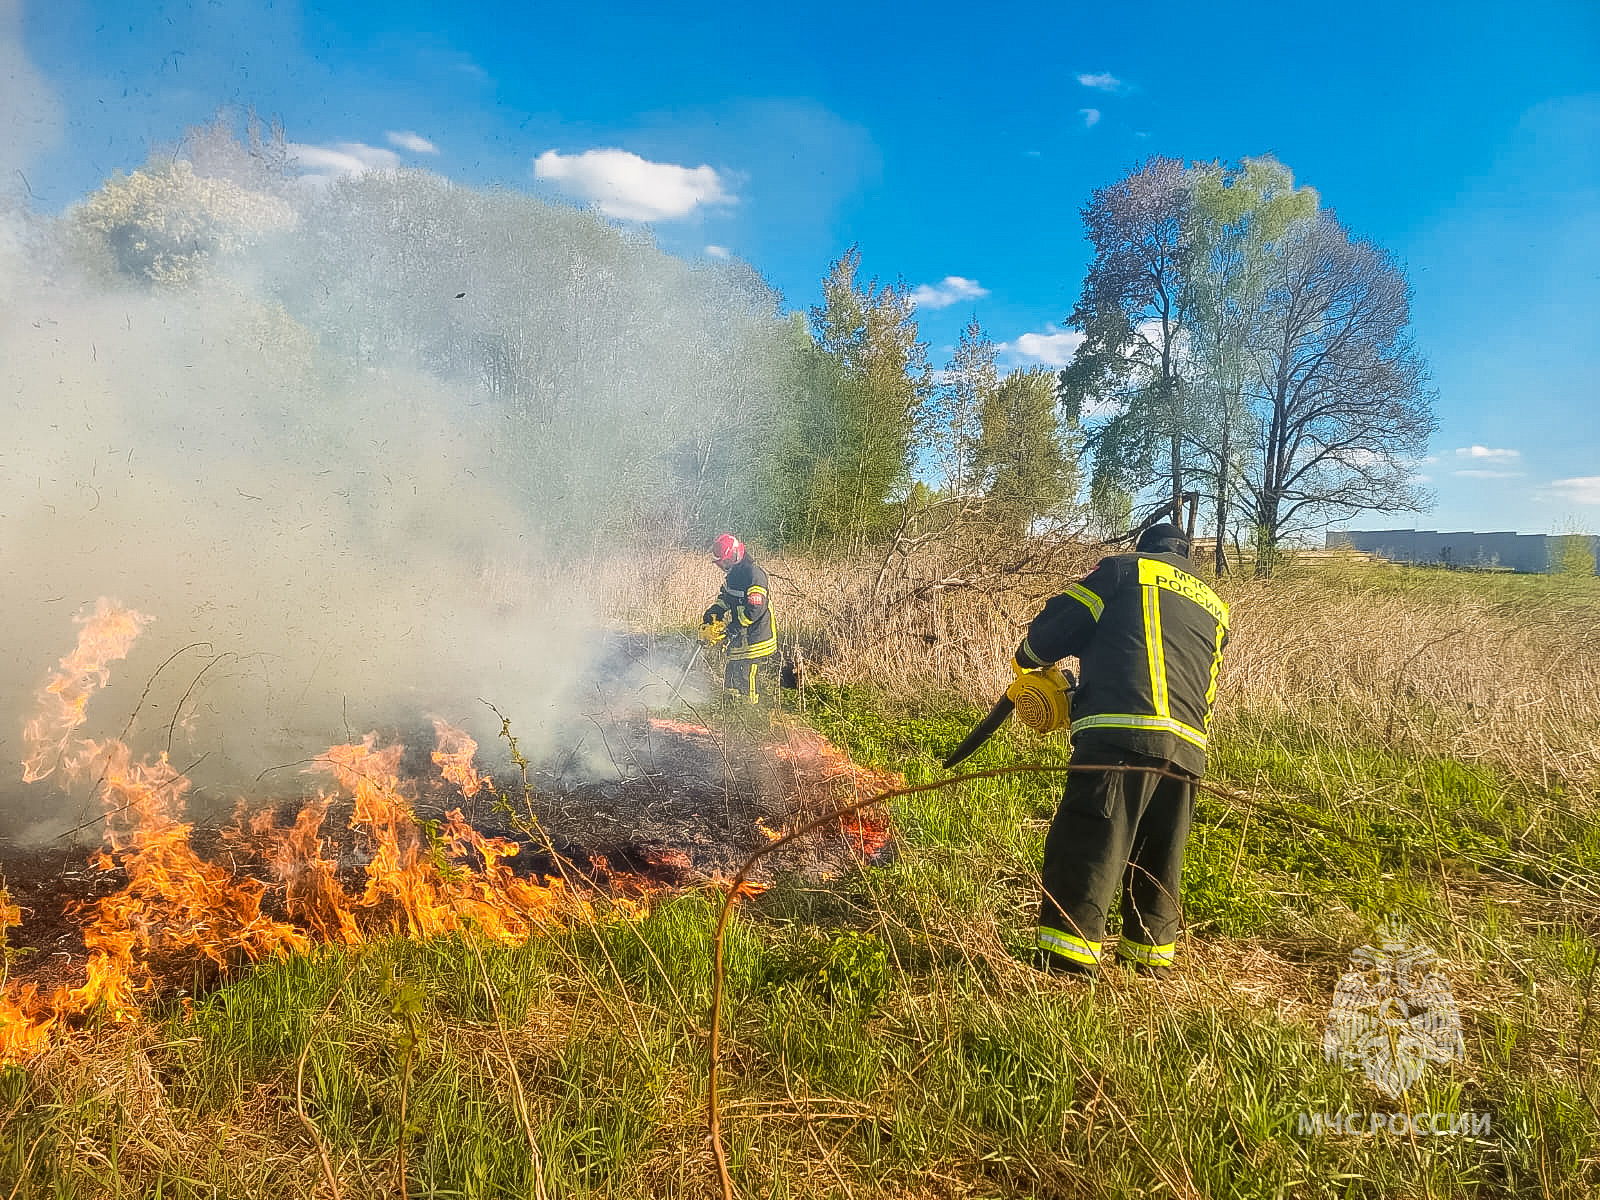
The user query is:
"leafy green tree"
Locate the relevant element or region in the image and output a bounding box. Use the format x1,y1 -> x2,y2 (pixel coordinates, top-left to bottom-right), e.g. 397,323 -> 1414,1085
972,366 -> 1079,537
926,318 -> 997,497
750,311 -> 849,547
71,159 -> 294,285
257,167 -> 807,545
1185,157 -> 1317,572
1549,524 -> 1597,578
803,246 -> 931,550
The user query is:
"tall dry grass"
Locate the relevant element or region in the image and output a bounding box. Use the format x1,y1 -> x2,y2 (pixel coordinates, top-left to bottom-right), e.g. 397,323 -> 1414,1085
1218,565 -> 1600,791
580,542 -> 1600,794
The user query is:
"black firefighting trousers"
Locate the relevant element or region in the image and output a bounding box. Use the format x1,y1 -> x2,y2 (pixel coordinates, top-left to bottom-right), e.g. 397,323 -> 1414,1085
723,653 -> 774,704
1036,745 -> 1194,971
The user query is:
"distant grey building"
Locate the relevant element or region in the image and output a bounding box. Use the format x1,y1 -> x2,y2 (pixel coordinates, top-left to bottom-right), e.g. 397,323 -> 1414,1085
1326,529 -> 1600,575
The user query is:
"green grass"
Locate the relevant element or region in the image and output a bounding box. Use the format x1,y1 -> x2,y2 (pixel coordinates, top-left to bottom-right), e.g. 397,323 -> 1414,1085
2,676 -> 1598,1197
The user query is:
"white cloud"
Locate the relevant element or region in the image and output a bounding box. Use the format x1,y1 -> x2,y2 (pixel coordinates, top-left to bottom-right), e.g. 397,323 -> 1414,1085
387,130 -> 439,155
1080,108 -> 1102,128
1454,445 -> 1520,462
703,245 -> 730,259
1551,476 -> 1600,504
289,141 -> 402,186
1454,468 -> 1524,479
909,275 -> 989,309
533,148 -> 734,222
1077,72 -> 1122,91
1001,327 -> 1085,368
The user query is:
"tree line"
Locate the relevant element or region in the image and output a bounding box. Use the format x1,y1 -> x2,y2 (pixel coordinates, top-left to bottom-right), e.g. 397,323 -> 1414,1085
1060,156 -> 1435,572
57,118 -> 1434,572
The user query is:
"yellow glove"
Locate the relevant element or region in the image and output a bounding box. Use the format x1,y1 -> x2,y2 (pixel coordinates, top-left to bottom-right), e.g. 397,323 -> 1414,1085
1006,665 -> 1073,734
698,620 -> 727,646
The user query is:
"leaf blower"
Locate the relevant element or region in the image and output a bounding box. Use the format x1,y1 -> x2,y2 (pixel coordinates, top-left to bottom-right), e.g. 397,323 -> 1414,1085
941,664 -> 1075,769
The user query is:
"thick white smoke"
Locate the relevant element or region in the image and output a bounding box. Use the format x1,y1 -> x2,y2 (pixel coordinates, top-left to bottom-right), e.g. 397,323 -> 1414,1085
0,148 -> 786,841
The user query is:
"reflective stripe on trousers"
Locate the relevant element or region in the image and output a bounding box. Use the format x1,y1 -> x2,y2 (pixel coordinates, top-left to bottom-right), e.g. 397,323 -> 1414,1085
1117,939 -> 1176,966
1037,926 -> 1101,965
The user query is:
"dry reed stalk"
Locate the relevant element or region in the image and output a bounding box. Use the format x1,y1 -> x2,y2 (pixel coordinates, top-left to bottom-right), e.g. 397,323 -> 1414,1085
1220,571 -> 1600,793
569,545 -> 1599,795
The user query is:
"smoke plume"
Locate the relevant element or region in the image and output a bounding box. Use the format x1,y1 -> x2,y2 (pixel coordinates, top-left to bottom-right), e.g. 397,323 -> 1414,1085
0,137 -> 788,840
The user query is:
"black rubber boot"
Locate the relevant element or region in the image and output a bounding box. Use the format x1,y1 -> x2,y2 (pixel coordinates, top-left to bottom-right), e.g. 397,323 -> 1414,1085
1034,949 -> 1096,978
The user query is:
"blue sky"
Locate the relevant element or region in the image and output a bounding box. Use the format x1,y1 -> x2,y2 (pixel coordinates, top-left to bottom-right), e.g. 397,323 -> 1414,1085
4,0 -> 1597,534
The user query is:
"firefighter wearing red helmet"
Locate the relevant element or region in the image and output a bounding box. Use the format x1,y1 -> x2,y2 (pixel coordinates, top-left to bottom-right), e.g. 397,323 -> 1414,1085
700,534 -> 777,703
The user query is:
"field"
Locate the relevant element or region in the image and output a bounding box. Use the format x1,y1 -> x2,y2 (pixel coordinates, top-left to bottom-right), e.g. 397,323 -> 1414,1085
2,548 -> 1598,1198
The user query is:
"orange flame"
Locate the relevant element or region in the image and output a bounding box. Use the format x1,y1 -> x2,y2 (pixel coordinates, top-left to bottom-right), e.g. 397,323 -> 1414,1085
2,606 -> 898,1066
59,739 -> 310,1022
0,602 -> 603,1065
0,984 -> 51,1061
432,718 -> 492,800
269,800 -> 363,947
310,735 -> 583,943
22,599 -> 150,782
0,890 -> 51,1059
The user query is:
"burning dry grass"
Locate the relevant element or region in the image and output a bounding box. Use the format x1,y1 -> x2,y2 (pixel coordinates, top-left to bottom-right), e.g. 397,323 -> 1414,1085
0,602 -> 605,1063
0,596 -> 904,1071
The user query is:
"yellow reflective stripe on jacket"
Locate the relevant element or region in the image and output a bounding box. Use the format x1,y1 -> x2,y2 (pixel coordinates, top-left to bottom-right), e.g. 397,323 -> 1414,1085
1018,637 -> 1051,668
1136,558 -> 1229,628
1063,582 -> 1104,620
1203,619 -> 1226,730
1142,578 -> 1168,718
1070,712 -> 1208,750
728,635 -> 777,661
1118,939 -> 1176,966
1038,927 -> 1101,964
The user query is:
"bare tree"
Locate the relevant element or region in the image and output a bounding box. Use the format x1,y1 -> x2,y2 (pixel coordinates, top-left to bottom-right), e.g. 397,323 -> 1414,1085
1243,212 -> 1436,573
1058,156 -> 1197,524
181,108 -> 296,197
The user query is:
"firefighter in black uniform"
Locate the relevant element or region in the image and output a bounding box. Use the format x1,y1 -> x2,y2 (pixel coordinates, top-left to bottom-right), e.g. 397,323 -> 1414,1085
700,533 -> 777,703
1014,523 -> 1229,979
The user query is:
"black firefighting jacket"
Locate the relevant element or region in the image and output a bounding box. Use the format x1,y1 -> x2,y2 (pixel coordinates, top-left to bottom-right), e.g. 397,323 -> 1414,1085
704,557 -> 777,662
1015,550 -> 1229,777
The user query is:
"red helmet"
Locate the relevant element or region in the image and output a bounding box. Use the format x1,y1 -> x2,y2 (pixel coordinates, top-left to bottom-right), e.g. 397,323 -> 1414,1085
711,533 -> 744,568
